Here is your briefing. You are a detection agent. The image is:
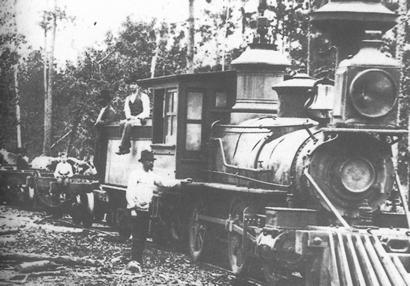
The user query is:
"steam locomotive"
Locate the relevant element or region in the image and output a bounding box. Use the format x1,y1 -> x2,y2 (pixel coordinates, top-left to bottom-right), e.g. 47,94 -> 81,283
92,0 -> 410,284
1,0 -> 409,285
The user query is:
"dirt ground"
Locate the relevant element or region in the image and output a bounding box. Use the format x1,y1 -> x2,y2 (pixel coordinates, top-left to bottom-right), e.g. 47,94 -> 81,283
0,205 -> 254,285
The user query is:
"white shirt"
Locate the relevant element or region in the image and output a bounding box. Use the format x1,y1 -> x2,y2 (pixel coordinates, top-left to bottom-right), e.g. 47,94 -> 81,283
54,162 -> 74,178
124,92 -> 150,120
126,167 -> 180,211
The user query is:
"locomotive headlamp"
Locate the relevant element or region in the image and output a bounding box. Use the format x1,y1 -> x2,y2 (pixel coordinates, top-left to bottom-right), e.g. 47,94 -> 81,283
349,69 -> 397,118
340,157 -> 376,193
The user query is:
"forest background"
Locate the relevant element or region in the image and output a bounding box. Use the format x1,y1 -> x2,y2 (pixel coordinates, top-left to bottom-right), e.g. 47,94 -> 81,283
0,0 -> 409,181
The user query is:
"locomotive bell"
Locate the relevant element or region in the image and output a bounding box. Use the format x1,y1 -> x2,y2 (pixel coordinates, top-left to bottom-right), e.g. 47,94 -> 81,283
305,80 -> 334,124
272,73 -> 316,118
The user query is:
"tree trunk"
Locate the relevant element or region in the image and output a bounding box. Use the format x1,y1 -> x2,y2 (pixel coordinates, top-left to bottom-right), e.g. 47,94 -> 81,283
13,0 -> 22,149
150,23 -> 162,78
187,0 -> 195,73
43,4 -> 57,155
14,65 -> 21,149
43,25 -> 48,128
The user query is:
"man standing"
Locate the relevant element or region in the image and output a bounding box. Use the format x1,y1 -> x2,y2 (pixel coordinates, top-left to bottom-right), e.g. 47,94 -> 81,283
126,150 -> 191,270
116,84 -> 150,155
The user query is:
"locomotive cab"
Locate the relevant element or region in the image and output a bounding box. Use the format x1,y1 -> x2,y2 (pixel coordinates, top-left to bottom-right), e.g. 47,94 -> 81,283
138,71 -> 236,181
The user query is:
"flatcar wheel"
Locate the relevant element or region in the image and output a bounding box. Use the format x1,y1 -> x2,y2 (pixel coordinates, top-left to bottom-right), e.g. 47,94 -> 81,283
70,195 -> 82,225
227,199 -> 248,275
81,192 -> 94,228
116,208 -> 131,241
188,203 -> 209,262
24,186 -> 37,208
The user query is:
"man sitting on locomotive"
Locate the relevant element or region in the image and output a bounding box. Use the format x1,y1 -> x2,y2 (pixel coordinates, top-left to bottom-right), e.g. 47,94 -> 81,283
116,83 -> 150,155
126,150 -> 191,270
94,89 -> 118,178
95,89 -> 117,127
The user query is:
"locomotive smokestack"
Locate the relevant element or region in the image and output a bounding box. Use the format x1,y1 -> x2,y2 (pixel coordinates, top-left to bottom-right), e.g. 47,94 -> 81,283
310,0 -> 397,65
230,0 -> 290,123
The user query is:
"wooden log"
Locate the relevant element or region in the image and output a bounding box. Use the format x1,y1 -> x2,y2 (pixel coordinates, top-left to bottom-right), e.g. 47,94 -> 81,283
0,252 -> 103,267
16,260 -> 57,273
29,270 -> 66,277
0,229 -> 19,236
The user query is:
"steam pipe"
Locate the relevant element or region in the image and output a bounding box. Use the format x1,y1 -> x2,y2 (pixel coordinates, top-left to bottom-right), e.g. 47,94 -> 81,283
394,172 -> 410,228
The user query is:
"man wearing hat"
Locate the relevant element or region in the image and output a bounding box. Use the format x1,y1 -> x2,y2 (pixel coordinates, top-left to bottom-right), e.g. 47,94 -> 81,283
126,150 -> 191,269
95,89 -> 117,127
94,89 -> 118,179
116,83 -> 150,155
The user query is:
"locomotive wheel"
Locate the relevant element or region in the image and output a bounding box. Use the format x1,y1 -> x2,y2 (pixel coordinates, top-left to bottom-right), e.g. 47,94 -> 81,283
116,208 -> 131,241
26,186 -> 36,205
227,199 -> 249,275
151,218 -> 168,245
169,212 -> 186,243
188,202 -> 210,262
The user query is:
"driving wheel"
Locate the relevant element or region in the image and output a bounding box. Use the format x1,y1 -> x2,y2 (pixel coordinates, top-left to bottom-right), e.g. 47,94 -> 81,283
227,198 -> 249,275
188,201 -> 209,262
70,195 -> 82,224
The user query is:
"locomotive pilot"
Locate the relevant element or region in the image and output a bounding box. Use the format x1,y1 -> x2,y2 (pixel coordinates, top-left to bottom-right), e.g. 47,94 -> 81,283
116,83 -> 150,155
126,150 -> 191,270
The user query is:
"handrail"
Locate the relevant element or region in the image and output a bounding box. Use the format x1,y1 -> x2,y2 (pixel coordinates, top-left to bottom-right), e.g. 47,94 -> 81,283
208,170 -> 290,190
215,123 -> 315,129
208,138 -> 290,189
304,169 -> 351,230
209,137 -> 266,173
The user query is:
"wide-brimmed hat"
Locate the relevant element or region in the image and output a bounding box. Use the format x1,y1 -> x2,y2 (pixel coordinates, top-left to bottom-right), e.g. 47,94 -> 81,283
138,150 -> 156,162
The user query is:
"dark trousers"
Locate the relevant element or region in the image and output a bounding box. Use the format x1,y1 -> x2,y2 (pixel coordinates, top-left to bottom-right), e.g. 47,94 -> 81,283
131,210 -> 149,263
118,121 -> 133,152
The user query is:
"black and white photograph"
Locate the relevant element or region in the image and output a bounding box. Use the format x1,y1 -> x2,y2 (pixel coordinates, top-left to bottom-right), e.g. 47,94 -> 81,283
0,0 -> 409,285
